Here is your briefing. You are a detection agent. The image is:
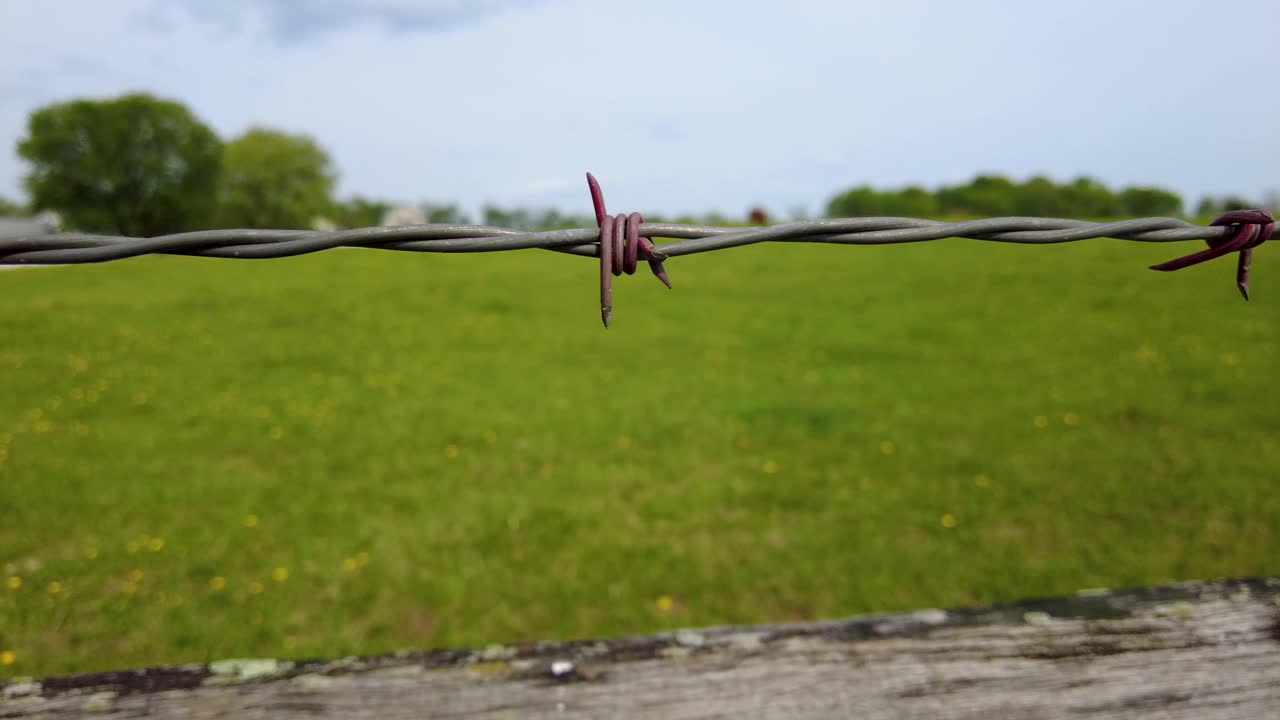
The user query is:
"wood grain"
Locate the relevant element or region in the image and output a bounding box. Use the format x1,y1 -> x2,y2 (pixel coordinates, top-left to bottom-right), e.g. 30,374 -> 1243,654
3,577 -> 1277,719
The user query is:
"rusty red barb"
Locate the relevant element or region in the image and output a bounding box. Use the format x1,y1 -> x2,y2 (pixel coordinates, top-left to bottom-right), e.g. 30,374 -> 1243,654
585,173 -> 672,327
1150,209 -> 1273,300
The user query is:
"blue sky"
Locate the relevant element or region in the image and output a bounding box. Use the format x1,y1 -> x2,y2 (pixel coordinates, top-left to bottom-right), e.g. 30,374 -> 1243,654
1,0 -> 1277,220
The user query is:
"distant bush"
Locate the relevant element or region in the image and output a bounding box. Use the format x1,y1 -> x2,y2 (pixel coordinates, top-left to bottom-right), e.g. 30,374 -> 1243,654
0,195 -> 24,216
1194,195 -> 1265,218
828,174 -> 1186,219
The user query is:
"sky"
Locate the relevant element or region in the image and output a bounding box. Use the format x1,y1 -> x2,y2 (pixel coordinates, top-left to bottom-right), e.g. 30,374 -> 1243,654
1,0 -> 1277,220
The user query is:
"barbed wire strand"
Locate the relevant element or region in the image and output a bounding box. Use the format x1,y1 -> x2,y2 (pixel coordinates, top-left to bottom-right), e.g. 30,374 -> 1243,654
0,174 -> 1272,327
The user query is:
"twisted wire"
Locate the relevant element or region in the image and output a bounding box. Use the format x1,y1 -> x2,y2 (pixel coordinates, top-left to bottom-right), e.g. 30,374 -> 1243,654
0,216 -> 1249,265
0,174 -> 1271,327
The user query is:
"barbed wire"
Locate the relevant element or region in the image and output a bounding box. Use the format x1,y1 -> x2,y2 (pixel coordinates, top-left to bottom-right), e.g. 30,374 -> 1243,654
1,174 -> 1272,327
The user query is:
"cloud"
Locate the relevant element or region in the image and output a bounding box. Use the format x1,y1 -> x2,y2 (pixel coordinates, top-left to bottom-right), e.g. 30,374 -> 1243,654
140,0 -> 544,44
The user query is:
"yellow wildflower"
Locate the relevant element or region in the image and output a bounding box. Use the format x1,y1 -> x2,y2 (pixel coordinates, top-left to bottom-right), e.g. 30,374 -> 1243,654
209,576 -> 226,591
272,568 -> 289,583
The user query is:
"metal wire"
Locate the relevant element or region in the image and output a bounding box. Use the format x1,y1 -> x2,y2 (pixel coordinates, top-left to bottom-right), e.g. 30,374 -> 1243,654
1,174 -> 1271,327
0,216 -> 1250,265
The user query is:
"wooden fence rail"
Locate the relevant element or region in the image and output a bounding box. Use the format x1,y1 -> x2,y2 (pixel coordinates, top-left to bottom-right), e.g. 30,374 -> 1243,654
2,577 -> 1277,719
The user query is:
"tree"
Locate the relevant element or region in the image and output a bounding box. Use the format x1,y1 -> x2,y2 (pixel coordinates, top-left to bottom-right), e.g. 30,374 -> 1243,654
1118,186 -> 1182,216
423,203 -> 472,225
937,175 -> 1016,217
17,93 -> 222,236
1012,176 -> 1069,217
481,205 -> 514,228
1061,176 -> 1117,217
881,186 -> 938,217
215,127 -> 337,229
1219,196 -> 1254,212
1194,197 -> 1219,218
0,196 -> 24,216
335,196 -> 392,228
826,186 -> 883,217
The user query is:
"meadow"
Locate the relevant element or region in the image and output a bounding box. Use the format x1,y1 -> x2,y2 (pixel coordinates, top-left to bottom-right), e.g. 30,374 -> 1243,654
1,230 -> 1277,678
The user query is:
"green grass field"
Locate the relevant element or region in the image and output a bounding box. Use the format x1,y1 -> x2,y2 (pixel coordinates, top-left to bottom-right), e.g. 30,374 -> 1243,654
2,232 -> 1278,678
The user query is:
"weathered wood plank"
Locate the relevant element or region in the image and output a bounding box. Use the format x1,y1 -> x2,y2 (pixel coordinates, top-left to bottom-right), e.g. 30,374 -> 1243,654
3,577 -> 1278,719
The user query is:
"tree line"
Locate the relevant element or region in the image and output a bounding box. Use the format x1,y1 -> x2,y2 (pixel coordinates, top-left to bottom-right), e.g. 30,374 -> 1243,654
826,176 -> 1263,220
3,93 -> 1269,236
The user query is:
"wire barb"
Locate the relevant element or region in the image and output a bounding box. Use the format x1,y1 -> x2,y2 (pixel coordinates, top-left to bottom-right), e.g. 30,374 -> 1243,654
585,173 -> 671,328
0,175 -> 1271,326
1149,209 -> 1273,300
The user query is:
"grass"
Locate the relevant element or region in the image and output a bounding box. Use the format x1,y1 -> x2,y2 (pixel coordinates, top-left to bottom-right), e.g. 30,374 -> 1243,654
1,231 -> 1278,678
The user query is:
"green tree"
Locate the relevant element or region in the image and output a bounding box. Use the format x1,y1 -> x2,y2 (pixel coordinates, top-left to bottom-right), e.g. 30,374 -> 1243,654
335,196 -> 392,228
215,128 -> 337,229
482,205 -> 514,228
826,186 -> 883,217
17,93 -> 222,236
936,175 -> 1017,217
1061,176 -> 1117,217
1012,176 -> 1069,216
0,196 -> 24,216
881,186 -> 938,217
1118,186 -> 1183,216
424,203 -> 472,225
1219,196 -> 1254,212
